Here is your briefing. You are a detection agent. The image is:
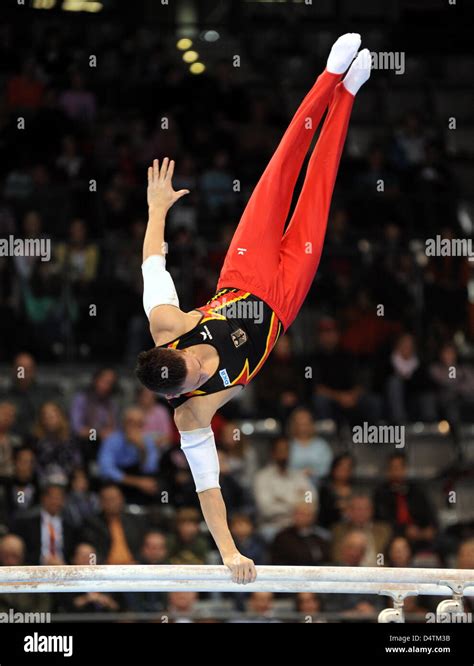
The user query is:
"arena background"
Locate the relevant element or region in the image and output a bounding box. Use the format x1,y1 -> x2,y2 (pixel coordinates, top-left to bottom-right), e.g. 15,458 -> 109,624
0,0 -> 473,628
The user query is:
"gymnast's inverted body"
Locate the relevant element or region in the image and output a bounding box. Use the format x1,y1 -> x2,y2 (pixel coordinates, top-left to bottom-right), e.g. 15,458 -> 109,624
135,34 -> 372,584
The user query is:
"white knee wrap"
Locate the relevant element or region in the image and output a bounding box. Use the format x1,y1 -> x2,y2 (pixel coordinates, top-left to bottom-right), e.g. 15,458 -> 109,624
179,426 -> 220,493
142,255 -> 180,320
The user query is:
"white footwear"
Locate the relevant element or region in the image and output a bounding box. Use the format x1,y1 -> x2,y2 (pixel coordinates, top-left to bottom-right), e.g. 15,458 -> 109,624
326,33 -> 362,75
342,48 -> 372,95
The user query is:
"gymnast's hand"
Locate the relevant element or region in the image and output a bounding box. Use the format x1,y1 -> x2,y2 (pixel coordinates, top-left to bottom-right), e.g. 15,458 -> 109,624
223,551 -> 257,585
147,157 -> 189,212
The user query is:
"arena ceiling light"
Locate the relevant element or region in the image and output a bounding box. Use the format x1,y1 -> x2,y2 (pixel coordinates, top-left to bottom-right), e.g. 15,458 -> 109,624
177,38 -> 193,51
202,30 -> 220,42
182,50 -> 199,64
62,0 -> 103,10
189,62 -> 206,75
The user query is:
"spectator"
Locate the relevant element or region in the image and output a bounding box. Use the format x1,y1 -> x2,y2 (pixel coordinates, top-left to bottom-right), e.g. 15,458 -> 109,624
0,534 -> 51,616
244,592 -> 279,623
0,401 -> 21,477
230,513 -> 266,565
312,319 -> 380,425
98,406 -> 160,504
322,530 -> 381,616
254,437 -> 316,541
2,447 -> 39,522
6,58 -> 44,110
287,407 -> 333,484
385,333 -> 436,423
332,494 -> 392,566
429,343 -> 474,426
216,420 -> 258,491
318,454 -> 355,528
57,542 -> 121,614
134,386 -> 172,447
32,401 -> 82,483
457,539 -> 474,614
3,352 -> 61,437
125,530 -> 169,612
254,335 -> 307,419
70,368 -> 120,441
81,484 -> 146,564
11,484 -> 76,565
58,71 -> 96,123
384,535 -> 413,568
63,468 -> 100,528
295,592 -> 322,619
166,591 -> 198,623
168,508 -> 210,565
374,453 -> 437,554
271,502 -> 330,566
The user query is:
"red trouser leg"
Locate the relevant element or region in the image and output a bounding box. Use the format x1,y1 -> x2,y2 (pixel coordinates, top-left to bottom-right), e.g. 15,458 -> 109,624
217,69 -> 342,296
274,83 -> 355,330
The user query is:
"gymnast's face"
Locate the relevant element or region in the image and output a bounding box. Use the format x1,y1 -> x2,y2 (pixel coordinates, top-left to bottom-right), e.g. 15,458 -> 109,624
166,349 -> 204,398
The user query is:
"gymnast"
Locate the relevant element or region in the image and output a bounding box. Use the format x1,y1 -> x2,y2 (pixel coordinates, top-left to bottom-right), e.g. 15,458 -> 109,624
136,34 -> 371,584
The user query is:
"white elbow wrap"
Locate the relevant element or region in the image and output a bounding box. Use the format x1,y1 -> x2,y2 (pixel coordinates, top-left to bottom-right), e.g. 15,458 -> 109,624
142,255 -> 179,320
179,426 -> 220,493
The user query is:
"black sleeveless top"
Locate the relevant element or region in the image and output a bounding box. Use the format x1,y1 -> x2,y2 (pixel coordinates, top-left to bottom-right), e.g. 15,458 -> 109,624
159,288 -> 282,408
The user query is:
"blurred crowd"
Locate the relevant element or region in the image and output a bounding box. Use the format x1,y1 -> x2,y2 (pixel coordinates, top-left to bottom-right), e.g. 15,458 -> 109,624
0,7 -> 473,621
0,352 -> 473,621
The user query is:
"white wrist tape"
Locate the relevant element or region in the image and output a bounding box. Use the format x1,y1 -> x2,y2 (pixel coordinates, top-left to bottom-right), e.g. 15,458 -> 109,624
179,426 -> 220,493
142,255 -> 180,320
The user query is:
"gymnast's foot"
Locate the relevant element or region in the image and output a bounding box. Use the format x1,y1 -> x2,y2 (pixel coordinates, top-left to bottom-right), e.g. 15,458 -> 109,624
326,32 -> 362,75
343,48 -> 372,95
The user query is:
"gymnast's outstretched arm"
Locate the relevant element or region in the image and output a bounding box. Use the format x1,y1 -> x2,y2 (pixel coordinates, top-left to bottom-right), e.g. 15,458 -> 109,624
142,158 -> 190,338
175,405 -> 257,584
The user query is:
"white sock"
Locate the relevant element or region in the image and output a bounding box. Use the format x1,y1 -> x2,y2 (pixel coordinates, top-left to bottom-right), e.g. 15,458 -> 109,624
343,49 -> 372,95
326,33 -> 362,75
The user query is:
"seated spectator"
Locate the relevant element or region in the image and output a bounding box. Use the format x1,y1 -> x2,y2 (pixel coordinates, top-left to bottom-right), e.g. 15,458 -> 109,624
385,333 -> 436,423
81,484 -> 146,564
254,335 -> 307,420
125,530 -> 169,612
166,591 -> 199,623
374,453 -> 437,554
0,401 -> 21,477
287,407 -> 333,484
58,71 -> 96,123
6,58 -> 44,111
2,447 -> 39,522
216,420 -> 258,492
98,406 -> 160,504
159,440 -> 198,509
70,367 -> 119,442
332,494 -> 392,566
2,352 -> 62,437
429,343 -> 474,426
322,530 -> 382,616
57,543 -> 121,614
312,319 -> 380,425
384,535 -> 413,568
63,468 -> 100,528
254,437 -> 316,541
244,592 -> 279,623
11,484 -> 77,565
0,534 -> 51,616
295,592 -> 322,620
134,386 -> 172,447
32,401 -> 82,484
230,514 -> 266,565
168,508 -> 210,565
271,502 -> 330,566
318,453 -> 355,528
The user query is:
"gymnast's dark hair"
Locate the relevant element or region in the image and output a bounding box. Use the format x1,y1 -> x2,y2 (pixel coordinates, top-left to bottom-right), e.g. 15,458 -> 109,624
135,347 -> 187,396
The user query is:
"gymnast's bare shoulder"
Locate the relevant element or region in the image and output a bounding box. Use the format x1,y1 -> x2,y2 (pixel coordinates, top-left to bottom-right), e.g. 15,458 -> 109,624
150,306 -> 202,346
